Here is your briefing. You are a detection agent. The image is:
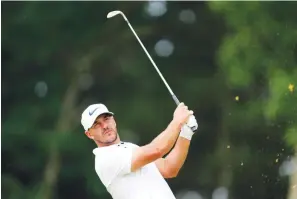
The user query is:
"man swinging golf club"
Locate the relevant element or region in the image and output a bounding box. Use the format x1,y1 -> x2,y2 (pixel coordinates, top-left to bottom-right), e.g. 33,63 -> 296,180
80,10 -> 198,198
81,102 -> 198,199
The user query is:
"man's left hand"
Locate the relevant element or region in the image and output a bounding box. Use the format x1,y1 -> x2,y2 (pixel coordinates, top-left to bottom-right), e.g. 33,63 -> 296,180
187,115 -> 198,132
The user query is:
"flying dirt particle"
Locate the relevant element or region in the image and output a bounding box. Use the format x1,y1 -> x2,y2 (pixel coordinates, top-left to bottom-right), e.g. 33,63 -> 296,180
288,84 -> 294,92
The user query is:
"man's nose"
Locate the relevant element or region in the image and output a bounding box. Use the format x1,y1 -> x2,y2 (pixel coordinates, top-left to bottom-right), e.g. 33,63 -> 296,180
101,122 -> 108,129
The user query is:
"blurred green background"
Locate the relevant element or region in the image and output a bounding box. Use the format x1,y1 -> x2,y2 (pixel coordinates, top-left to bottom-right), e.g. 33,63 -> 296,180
2,1 -> 297,199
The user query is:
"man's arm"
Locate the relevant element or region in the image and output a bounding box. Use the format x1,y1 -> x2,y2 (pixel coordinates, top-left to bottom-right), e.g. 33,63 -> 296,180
155,125 -> 193,178
131,103 -> 193,172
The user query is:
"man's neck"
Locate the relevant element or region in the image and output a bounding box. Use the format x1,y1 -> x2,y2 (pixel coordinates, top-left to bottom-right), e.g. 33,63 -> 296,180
95,139 -> 120,148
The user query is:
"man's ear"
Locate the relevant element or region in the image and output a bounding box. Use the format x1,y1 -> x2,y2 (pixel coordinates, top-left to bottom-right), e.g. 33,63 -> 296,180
85,131 -> 94,139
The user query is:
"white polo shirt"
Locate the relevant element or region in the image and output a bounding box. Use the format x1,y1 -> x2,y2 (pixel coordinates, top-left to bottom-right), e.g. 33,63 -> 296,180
93,142 -> 176,199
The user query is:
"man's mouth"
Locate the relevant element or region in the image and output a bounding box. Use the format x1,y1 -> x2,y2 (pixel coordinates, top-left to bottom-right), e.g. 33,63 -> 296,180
103,130 -> 112,135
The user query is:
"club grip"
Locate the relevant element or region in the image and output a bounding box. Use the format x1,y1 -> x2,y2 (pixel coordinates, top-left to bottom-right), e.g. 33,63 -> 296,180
172,94 -> 180,106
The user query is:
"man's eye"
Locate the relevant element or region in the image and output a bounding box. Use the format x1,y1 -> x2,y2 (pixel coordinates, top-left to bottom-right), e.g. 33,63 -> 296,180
93,122 -> 99,127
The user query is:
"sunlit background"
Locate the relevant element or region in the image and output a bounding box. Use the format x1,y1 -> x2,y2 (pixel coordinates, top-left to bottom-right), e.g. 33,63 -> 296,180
2,1 -> 297,199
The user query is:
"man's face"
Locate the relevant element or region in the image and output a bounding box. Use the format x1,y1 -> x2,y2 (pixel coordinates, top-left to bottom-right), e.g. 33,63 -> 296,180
86,114 -> 118,145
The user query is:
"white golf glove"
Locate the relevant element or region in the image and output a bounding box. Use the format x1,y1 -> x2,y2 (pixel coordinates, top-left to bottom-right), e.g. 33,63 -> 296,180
179,115 -> 198,140
187,115 -> 198,131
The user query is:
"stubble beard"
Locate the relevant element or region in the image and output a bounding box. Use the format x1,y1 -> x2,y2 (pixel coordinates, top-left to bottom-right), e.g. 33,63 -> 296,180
98,129 -> 118,145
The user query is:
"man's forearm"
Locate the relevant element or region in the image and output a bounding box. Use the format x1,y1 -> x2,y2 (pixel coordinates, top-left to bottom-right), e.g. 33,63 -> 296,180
164,136 -> 190,176
150,119 -> 183,156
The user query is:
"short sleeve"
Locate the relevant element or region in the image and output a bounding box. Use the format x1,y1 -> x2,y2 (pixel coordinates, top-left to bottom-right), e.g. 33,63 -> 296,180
94,146 -> 133,187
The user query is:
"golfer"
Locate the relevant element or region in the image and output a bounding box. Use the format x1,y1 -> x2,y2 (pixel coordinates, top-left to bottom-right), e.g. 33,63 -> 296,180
81,102 -> 198,199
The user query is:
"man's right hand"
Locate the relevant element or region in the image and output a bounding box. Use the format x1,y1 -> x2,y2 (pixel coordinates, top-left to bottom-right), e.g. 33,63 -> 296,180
173,103 -> 194,126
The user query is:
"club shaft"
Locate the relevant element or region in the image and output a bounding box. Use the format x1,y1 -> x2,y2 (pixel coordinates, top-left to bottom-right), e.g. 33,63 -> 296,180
124,17 -> 180,105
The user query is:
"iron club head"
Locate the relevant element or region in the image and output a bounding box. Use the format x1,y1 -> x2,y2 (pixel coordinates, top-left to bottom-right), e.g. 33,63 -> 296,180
107,11 -> 122,18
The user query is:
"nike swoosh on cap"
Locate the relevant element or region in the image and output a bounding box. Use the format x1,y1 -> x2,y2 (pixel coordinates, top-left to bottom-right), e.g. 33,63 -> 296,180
89,107 -> 99,116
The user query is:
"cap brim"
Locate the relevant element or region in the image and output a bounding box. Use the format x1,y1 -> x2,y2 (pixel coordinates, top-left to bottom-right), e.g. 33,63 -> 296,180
87,111 -> 114,130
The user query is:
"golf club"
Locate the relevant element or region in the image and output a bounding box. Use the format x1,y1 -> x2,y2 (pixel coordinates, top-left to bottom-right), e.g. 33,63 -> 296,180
107,10 -> 197,131
107,10 -> 180,106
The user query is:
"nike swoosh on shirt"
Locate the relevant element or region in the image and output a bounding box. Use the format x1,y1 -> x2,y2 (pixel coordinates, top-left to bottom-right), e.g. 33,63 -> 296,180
89,107 -> 99,116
